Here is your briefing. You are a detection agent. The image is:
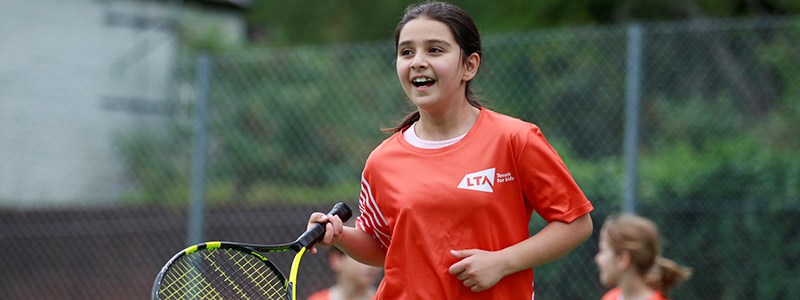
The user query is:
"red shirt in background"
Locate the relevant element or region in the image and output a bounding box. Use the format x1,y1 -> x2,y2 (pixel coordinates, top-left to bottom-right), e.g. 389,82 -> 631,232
601,287 -> 668,300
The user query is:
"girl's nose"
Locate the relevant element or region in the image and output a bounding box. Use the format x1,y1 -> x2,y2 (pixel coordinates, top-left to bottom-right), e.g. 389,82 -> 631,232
410,54 -> 428,70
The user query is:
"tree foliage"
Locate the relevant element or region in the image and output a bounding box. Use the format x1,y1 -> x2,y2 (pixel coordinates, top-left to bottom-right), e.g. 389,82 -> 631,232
244,0 -> 800,46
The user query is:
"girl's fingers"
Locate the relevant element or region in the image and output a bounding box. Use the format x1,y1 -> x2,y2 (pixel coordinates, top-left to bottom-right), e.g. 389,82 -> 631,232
307,212 -> 327,229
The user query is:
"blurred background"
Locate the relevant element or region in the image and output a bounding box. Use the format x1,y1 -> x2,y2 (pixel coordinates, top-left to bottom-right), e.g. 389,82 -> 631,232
1,0 -> 798,299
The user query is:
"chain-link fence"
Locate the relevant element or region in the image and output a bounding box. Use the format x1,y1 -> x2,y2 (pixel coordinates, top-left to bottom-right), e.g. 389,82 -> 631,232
2,16 -> 799,299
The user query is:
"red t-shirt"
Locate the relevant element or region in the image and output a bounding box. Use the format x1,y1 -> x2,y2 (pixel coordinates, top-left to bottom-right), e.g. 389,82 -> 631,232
307,289 -> 331,300
601,288 -> 668,300
356,109 -> 593,299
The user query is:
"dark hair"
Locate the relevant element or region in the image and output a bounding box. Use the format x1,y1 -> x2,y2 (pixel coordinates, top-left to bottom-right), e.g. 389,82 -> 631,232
387,1 -> 483,133
601,214 -> 692,296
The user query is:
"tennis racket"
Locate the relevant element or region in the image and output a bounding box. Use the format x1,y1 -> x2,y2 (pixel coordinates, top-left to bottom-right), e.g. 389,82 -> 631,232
151,202 -> 352,300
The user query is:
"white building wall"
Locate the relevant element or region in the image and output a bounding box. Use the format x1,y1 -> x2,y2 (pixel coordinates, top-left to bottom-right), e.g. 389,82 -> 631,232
0,0 -> 242,207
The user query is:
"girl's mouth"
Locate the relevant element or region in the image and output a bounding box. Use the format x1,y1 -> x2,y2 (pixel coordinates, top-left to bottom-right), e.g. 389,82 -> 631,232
412,77 -> 436,88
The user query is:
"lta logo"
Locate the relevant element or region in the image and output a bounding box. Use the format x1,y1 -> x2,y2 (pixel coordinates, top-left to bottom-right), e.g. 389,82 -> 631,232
458,168 -> 496,193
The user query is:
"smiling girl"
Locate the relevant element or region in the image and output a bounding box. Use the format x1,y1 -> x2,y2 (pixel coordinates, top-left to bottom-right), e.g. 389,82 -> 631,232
308,2 -> 594,299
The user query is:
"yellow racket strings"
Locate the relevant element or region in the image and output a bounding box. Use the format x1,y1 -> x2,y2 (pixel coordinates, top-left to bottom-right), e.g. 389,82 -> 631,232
157,249 -> 286,299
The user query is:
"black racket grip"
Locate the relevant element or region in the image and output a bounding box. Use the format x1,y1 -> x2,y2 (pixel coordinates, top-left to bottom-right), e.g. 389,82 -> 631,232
297,202 -> 352,248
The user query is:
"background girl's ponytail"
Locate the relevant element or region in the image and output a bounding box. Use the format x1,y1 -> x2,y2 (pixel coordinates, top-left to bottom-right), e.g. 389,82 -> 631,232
646,257 -> 692,296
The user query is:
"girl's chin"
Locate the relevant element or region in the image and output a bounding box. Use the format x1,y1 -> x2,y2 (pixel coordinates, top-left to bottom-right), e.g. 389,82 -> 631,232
409,97 -> 438,108
598,274 -> 610,285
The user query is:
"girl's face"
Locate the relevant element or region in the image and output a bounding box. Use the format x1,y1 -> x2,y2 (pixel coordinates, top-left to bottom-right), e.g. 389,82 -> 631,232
395,17 -> 477,112
337,254 -> 381,288
595,232 -> 623,287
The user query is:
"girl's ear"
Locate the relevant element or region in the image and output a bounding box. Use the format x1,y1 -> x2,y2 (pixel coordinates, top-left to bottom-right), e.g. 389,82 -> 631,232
462,52 -> 481,81
616,250 -> 632,270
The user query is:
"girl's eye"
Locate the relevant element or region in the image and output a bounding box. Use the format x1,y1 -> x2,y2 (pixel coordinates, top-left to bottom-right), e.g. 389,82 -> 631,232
430,47 -> 444,53
399,49 -> 413,56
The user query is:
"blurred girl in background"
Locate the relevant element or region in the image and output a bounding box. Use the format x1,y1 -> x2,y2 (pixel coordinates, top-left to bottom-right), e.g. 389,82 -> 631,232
307,246 -> 380,300
595,214 -> 692,300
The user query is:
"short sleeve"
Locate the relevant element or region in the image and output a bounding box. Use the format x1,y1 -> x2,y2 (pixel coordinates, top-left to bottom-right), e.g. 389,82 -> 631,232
355,174 -> 392,249
516,126 -> 593,223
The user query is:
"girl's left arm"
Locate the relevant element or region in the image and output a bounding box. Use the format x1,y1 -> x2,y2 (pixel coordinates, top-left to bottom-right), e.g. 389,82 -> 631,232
448,213 -> 593,292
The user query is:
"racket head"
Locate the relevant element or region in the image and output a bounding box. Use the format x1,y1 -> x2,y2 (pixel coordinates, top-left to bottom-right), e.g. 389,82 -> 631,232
152,202 -> 353,300
152,242 -> 291,300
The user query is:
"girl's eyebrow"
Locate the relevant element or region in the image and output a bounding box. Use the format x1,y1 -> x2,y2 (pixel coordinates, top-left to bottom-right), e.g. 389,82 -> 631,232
397,39 -> 453,48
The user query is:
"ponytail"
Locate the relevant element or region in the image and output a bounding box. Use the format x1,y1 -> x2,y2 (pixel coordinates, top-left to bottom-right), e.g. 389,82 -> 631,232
384,111 -> 421,133
646,257 -> 692,296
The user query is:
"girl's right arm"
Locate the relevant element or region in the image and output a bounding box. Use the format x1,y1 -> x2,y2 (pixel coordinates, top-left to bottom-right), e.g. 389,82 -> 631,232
336,226 -> 386,267
307,212 -> 387,267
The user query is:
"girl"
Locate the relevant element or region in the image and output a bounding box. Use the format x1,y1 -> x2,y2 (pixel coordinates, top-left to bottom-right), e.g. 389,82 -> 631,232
307,247 -> 380,300
595,214 -> 692,300
309,2 -> 594,299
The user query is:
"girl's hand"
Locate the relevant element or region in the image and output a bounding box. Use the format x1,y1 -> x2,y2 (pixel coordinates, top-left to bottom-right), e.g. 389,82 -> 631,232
448,249 -> 508,292
306,212 -> 344,254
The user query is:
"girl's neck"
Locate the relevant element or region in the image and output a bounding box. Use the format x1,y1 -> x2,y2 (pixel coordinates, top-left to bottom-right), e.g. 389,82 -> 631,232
416,103 -> 480,141
618,275 -> 656,300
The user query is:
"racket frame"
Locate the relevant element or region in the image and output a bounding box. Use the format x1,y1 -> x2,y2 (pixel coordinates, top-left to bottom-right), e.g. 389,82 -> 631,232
152,202 -> 351,300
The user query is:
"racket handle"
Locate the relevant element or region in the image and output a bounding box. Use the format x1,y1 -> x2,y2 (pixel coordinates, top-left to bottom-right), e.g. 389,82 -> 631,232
298,202 -> 352,248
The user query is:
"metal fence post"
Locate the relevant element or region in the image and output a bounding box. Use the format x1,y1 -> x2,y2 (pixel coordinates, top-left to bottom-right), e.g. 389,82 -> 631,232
187,53 -> 211,245
623,24 -> 643,214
